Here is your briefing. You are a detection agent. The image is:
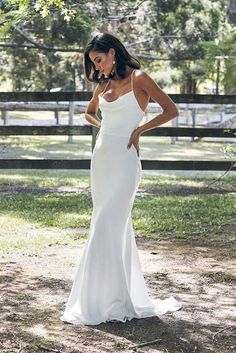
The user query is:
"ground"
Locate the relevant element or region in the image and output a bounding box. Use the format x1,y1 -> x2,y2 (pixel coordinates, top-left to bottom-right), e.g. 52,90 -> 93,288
0,170 -> 235,353
1,234 -> 235,353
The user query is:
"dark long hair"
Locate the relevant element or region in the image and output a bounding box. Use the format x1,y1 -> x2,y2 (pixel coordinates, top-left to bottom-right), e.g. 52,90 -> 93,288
84,32 -> 141,83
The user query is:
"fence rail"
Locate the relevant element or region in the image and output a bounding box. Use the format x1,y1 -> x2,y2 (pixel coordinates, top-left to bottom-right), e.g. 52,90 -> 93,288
0,92 -> 236,171
0,159 -> 234,171
0,126 -> 235,137
0,92 -> 236,104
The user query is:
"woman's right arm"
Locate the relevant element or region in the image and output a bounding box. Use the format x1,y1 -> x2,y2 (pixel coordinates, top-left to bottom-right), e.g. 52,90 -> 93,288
85,83 -> 104,128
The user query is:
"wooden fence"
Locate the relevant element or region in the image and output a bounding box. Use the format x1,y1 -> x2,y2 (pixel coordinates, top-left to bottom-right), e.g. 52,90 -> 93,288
0,92 -> 235,171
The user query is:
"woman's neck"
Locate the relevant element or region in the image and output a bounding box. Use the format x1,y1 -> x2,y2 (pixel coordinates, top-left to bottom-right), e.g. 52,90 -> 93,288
113,66 -> 133,82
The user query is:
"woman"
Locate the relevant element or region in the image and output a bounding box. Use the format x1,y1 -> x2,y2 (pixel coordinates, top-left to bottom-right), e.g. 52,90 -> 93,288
61,32 -> 181,326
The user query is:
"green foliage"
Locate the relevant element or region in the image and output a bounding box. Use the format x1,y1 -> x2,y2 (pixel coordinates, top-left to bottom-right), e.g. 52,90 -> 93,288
0,1 -> 93,90
154,0 -> 228,92
2,0 -> 76,23
200,23 -> 236,93
0,0 -> 235,92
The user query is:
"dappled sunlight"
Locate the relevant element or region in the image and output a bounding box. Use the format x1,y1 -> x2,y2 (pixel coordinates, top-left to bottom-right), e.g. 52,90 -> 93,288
0,174 -> 235,244
0,169 -> 90,187
0,217 -> 87,255
140,138 -> 235,160
1,239 -> 235,353
2,135 -> 235,161
25,323 -> 50,338
0,168 -> 235,353
0,214 -> 26,232
1,136 -> 93,159
56,211 -> 91,228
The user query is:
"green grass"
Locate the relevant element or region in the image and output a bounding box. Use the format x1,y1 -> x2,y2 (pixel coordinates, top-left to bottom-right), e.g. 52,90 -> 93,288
0,208 -> 88,255
7,111 -> 70,120
0,169 -> 90,188
1,135 -> 235,160
133,193 -> 235,238
0,168 -> 235,190
0,190 -> 234,238
0,192 -> 92,228
0,170 -> 235,254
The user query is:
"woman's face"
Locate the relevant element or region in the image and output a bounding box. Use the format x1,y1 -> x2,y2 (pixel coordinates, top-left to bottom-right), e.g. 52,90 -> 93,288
89,48 -> 115,77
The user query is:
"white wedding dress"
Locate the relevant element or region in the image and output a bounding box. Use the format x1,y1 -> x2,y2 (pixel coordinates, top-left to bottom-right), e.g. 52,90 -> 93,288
60,69 -> 181,325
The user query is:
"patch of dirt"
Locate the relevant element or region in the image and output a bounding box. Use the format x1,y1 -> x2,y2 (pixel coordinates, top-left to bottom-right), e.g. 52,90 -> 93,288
1,238 -> 236,353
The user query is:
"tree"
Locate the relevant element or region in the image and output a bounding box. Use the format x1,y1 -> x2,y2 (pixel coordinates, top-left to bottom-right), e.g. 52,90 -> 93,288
0,1 -> 93,90
227,0 -> 236,24
142,0 -> 228,93
0,0 -> 235,93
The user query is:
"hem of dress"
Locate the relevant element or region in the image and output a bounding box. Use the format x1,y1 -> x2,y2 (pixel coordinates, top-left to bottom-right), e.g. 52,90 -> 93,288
60,312 -> 157,326
60,296 -> 182,326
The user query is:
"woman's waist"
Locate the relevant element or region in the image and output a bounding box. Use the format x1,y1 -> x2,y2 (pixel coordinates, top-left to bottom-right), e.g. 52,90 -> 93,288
99,125 -> 136,138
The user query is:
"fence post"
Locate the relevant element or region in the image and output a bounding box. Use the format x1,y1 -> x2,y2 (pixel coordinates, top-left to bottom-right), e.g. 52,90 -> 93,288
171,115 -> 178,144
55,110 -> 61,125
176,107 -> 179,142
68,101 -> 74,144
184,103 -> 190,125
192,108 -> 196,142
2,111 -> 9,125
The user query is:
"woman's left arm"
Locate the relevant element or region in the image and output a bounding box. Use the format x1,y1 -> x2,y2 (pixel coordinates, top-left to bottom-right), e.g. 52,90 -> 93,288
127,71 -> 179,154
137,71 -> 179,135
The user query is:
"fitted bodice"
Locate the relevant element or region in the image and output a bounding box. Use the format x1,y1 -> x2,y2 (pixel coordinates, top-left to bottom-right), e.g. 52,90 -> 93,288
98,70 -> 145,137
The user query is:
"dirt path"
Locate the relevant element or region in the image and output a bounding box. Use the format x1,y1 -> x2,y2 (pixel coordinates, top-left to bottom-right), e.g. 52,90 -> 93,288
1,238 -> 235,353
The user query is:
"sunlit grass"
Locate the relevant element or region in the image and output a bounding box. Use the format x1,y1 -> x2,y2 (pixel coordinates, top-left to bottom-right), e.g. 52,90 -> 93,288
0,176 -> 235,254
0,169 -> 235,190
0,213 -> 87,255
0,136 -> 235,254
1,135 -> 235,160
0,169 -> 90,187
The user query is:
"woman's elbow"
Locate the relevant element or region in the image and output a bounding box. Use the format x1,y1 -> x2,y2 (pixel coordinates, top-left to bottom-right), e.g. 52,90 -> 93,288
85,111 -> 93,122
167,107 -> 179,119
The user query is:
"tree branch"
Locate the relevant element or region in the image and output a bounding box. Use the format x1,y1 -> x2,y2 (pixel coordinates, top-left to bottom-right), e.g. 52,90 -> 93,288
0,41 -> 83,52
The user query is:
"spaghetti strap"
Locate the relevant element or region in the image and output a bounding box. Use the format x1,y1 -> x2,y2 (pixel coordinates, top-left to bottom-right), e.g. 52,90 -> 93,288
100,79 -> 110,96
131,69 -> 136,91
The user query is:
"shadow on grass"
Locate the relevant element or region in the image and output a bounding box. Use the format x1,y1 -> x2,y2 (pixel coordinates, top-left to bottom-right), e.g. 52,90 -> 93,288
0,183 -> 235,196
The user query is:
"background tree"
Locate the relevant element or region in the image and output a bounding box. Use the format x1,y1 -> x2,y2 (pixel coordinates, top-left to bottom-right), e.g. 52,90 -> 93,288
0,0 -> 235,93
0,1 -> 94,90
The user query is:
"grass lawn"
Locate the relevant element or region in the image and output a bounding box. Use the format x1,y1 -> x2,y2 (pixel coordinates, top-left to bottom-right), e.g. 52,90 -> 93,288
1,135 -> 235,160
0,169 -> 235,254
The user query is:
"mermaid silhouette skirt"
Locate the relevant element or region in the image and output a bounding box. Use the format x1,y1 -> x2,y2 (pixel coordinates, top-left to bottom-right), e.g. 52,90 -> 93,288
60,131 -> 181,325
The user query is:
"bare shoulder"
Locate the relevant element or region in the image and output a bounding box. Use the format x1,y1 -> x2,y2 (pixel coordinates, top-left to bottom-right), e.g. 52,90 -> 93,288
133,69 -> 153,85
133,69 -> 156,95
134,69 -> 178,114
